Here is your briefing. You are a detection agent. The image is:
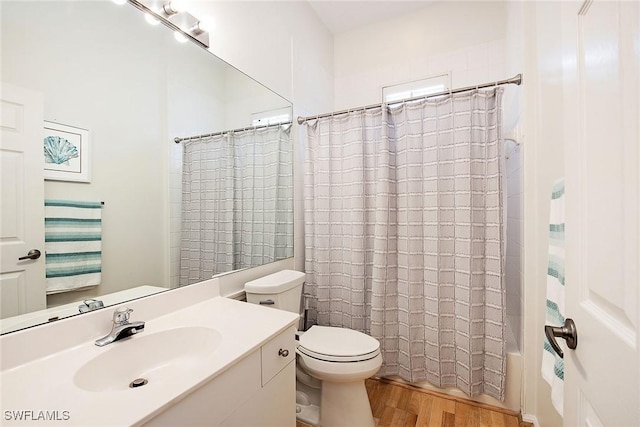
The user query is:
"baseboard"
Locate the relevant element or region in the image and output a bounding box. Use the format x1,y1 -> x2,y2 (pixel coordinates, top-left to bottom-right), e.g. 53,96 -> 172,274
522,413 -> 540,427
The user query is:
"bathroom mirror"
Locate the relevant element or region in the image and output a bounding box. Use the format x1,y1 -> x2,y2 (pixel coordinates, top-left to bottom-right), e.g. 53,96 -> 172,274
0,1 -> 293,334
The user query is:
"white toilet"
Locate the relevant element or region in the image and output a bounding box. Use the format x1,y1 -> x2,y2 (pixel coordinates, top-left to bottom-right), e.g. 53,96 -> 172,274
245,270 -> 382,427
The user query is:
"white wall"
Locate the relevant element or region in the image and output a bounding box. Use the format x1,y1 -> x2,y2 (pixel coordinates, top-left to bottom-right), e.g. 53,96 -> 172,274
520,1 -> 565,426
185,1 -> 334,116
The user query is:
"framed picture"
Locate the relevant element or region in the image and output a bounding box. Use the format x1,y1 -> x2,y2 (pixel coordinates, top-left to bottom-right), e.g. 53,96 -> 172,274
43,121 -> 90,183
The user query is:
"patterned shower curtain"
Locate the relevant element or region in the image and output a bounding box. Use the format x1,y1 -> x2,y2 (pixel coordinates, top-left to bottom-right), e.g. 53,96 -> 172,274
303,88 -> 506,401
180,125 -> 293,286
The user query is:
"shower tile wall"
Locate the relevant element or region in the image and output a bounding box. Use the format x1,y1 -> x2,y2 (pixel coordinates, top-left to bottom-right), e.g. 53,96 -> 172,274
506,143 -> 523,352
334,38 -> 508,111
332,2 -> 509,110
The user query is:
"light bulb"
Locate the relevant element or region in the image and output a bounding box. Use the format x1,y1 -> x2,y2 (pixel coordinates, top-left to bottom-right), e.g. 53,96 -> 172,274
163,0 -> 185,15
145,13 -> 160,26
111,0 -> 127,5
170,0 -> 185,12
174,31 -> 188,43
197,17 -> 215,33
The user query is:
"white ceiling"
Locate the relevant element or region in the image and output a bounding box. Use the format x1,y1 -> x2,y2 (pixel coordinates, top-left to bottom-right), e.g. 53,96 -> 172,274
307,1 -> 437,35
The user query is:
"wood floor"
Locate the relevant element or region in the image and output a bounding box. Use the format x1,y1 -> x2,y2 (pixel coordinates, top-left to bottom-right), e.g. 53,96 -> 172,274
296,378 -> 534,427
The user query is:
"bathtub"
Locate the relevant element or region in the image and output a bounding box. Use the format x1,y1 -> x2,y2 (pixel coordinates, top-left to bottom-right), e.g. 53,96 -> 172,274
384,322 -> 522,412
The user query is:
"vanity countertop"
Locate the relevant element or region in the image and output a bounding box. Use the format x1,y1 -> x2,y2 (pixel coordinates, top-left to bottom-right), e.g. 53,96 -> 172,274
0,296 -> 299,426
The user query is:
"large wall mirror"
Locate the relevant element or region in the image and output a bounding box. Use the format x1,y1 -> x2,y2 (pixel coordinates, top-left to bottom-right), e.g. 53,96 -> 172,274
0,1 -> 293,334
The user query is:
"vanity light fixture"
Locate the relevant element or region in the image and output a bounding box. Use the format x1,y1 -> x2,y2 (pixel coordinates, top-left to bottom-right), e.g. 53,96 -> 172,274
188,18 -> 215,35
128,0 -> 211,48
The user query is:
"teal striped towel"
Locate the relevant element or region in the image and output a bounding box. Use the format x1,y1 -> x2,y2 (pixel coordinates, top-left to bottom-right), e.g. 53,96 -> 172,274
541,179 -> 565,416
45,200 -> 102,294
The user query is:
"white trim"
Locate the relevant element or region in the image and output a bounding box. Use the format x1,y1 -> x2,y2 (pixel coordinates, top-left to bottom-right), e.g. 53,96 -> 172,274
382,72 -> 451,103
522,413 -> 540,427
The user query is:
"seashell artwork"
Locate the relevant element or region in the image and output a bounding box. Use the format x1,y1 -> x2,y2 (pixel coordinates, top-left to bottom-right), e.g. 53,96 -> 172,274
44,135 -> 79,165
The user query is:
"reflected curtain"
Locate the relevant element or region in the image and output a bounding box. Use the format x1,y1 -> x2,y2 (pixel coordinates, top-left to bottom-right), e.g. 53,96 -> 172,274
303,88 -> 506,400
180,125 -> 293,286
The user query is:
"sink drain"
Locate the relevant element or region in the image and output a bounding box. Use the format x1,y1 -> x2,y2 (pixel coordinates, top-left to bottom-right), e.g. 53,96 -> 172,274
129,378 -> 148,388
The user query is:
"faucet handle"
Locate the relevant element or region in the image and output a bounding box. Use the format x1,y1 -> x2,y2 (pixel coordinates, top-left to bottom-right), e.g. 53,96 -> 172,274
113,307 -> 133,324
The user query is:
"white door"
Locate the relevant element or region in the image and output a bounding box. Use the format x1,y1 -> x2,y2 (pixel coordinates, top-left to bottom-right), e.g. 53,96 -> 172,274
561,0 -> 639,425
0,83 -> 46,318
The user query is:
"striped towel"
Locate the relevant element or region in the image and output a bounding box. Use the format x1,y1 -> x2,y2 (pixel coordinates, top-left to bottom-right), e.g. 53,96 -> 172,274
45,200 -> 102,294
541,179 -> 565,416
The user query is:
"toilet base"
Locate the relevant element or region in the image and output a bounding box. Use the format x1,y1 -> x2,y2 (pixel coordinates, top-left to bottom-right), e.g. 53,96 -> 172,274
296,380 -> 321,426
320,380 -> 375,427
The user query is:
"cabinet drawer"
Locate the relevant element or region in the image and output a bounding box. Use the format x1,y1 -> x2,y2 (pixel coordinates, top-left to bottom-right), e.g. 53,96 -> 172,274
261,326 -> 295,386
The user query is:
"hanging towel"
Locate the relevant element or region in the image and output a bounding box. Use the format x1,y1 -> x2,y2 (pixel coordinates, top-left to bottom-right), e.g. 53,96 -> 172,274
541,179 -> 565,416
44,200 -> 102,294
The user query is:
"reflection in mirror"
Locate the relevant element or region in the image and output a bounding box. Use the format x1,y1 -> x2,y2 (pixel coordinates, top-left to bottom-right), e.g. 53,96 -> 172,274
179,124 -> 293,286
0,1 -> 293,334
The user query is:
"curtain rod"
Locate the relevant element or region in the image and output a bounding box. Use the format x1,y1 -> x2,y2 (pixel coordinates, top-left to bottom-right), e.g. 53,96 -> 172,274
174,121 -> 292,143
296,73 -> 522,125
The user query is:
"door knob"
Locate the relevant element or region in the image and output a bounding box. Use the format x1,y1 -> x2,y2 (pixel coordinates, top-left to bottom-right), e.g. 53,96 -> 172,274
545,318 -> 578,359
18,249 -> 41,261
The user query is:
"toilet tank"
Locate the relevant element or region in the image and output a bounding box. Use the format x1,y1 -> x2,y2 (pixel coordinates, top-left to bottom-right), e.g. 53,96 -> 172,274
244,270 -> 305,315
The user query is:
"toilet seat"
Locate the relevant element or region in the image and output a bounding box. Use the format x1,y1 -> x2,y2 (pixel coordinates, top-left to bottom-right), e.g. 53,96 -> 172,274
298,326 -> 380,362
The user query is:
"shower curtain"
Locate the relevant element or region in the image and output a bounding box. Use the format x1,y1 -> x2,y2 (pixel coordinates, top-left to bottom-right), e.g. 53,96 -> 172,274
180,125 -> 293,286
303,88 -> 506,400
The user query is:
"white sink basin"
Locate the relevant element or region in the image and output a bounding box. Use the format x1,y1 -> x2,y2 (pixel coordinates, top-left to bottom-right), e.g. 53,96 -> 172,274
74,327 -> 221,392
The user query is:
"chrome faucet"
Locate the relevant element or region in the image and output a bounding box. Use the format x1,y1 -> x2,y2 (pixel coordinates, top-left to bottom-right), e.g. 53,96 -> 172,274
79,298 -> 104,313
95,307 -> 145,347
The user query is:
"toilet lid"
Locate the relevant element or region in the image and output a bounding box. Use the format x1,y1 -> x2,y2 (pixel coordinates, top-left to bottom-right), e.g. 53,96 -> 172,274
298,326 -> 380,362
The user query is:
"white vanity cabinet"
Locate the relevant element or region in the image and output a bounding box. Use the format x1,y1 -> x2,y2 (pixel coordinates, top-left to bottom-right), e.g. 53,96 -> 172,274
143,326 -> 296,427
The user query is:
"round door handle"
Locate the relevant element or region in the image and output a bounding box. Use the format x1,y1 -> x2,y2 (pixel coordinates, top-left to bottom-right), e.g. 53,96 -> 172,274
18,249 -> 41,261
278,348 -> 289,358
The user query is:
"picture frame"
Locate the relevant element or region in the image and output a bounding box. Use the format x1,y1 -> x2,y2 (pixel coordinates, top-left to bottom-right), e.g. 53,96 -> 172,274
43,121 -> 90,183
